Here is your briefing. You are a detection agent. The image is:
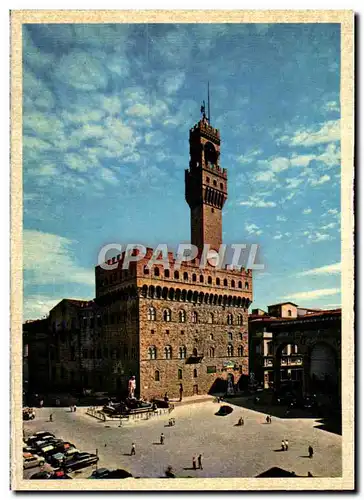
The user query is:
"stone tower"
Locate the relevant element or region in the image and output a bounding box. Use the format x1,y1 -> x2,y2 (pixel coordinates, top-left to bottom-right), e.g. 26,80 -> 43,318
185,113 -> 228,252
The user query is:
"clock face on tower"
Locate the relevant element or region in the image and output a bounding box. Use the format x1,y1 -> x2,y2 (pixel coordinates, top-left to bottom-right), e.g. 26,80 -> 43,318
207,249 -> 219,267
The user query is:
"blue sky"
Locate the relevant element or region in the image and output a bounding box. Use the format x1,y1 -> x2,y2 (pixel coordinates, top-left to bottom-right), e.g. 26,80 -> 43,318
22,23 -> 341,320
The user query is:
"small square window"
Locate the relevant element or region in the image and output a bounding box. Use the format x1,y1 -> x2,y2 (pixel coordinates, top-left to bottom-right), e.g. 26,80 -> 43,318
166,329 -> 170,335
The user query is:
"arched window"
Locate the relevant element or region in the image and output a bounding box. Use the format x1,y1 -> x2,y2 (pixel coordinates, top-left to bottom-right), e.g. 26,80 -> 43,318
148,346 -> 157,360
193,369 -> 198,378
223,278 -> 228,286
210,333 -> 214,340
155,370 -> 160,381
216,277 -> 220,285
227,344 -> 234,356
220,183 -> 223,189
238,281 -> 242,289
192,348 -> 198,357
183,272 -> 188,281
288,309 -> 292,317
208,276 -> 212,285
199,275 -> 204,283
227,313 -> 233,325
237,314 -> 243,326
245,281 -> 249,290
178,369 -> 183,380
192,273 -> 197,282
174,270 -> 180,279
154,267 -> 160,277
206,176 -> 210,183
239,332 -> 243,340
179,310 -> 186,323
228,332 -> 233,341
208,312 -> 214,324
231,280 -> 235,288
148,307 -> 156,321
143,265 -> 149,275
164,345 -> 172,359
163,309 -> 171,322
238,346 -> 243,356
164,269 -> 170,278
192,311 -> 198,323
209,346 -> 215,357
179,346 -> 187,359
213,179 -> 217,186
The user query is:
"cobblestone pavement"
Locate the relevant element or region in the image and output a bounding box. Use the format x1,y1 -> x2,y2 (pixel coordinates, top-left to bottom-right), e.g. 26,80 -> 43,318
23,402 -> 341,479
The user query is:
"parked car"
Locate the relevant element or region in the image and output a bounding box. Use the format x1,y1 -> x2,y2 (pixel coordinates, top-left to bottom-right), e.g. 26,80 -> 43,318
88,468 -> 133,479
65,452 -> 99,473
23,408 -> 35,420
23,453 -> 45,469
88,468 -> 110,479
29,470 -> 72,480
27,432 -> 55,445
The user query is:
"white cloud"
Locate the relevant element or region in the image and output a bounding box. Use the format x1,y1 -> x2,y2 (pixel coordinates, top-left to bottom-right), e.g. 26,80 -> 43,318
239,196 -> 276,208
302,208 -> 312,214
255,170 -> 276,183
276,215 -> 287,222
321,222 -> 336,230
237,148 -> 262,165
309,174 -> 331,186
24,230 -> 95,287
286,177 -> 303,189
278,120 -> 340,147
323,101 -> 340,113
273,234 -> 283,240
297,262 -> 341,276
245,223 -> 262,236
270,157 -> 290,173
283,287 -> 340,301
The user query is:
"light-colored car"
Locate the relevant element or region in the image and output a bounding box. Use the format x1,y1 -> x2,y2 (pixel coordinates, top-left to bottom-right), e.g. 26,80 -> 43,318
23,453 -> 45,469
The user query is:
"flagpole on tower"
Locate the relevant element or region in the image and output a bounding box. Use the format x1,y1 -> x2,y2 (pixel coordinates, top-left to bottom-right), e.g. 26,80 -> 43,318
207,81 -> 211,124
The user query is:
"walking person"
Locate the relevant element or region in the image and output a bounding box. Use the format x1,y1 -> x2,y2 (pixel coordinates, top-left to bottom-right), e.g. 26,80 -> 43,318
74,404 -> 77,412
281,440 -> 285,451
308,445 -> 314,458
49,413 -> 53,422
179,383 -> 184,402
131,442 -> 136,456
285,439 -> 289,451
70,405 -> 73,412
160,433 -> 165,445
192,456 -> 197,470
198,454 -> 203,470
266,415 -> 270,424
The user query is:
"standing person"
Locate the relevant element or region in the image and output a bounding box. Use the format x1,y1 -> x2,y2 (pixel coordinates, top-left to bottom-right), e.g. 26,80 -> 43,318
49,413 -> 53,422
192,456 -> 197,470
281,440 -> 285,451
266,415 -> 270,424
160,433 -> 165,445
131,443 -> 136,456
308,445 -> 314,458
70,405 -> 73,412
179,383 -> 184,402
198,454 -> 203,470
285,439 -> 289,451
74,404 -> 77,412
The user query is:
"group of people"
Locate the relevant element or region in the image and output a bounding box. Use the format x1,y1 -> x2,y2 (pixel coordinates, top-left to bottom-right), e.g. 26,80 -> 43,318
192,454 -> 203,470
281,439 -> 289,451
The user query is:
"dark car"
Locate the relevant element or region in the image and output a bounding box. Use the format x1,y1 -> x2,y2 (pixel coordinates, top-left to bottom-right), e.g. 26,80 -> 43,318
27,432 -> 55,443
88,468 -> 110,478
88,468 -> 133,479
29,470 -> 72,480
65,453 -> 99,472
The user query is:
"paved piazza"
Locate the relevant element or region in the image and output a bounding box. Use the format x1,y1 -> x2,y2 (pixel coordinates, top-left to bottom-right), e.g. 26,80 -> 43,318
23,402 -> 341,479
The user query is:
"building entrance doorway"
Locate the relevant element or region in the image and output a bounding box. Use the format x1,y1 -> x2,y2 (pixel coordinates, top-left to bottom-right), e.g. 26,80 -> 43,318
193,384 -> 199,395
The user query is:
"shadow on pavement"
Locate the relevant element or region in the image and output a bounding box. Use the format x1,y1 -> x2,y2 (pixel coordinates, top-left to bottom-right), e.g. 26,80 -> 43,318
314,417 -> 341,435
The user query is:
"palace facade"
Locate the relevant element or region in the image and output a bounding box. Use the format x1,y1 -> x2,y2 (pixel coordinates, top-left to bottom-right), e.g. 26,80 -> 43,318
24,112 -> 253,400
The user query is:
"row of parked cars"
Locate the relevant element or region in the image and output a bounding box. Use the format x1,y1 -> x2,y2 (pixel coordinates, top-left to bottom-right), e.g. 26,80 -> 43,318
23,430 -> 98,478
24,430 -> 133,479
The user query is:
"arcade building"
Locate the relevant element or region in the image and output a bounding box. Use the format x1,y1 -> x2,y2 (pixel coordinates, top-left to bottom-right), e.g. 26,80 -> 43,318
24,111 -> 253,401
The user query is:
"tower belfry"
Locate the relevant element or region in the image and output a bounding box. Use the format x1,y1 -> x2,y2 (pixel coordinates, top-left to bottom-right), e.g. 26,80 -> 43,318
185,100 -> 228,252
